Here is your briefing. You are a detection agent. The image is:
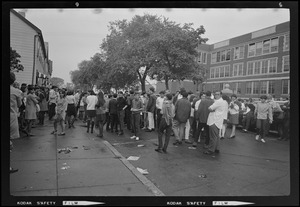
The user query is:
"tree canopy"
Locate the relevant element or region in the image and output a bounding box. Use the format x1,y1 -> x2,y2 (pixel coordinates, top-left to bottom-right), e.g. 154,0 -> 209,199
10,47 -> 24,72
70,13 -> 208,92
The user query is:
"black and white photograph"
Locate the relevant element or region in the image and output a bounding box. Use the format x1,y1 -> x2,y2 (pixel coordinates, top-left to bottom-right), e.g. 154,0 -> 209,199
2,1 -> 299,206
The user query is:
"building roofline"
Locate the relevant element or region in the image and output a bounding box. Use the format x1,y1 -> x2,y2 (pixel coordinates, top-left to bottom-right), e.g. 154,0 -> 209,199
207,21 -> 290,46
11,9 -> 48,59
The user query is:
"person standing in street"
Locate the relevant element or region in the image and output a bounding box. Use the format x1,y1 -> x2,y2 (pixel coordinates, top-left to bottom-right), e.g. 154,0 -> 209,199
95,91 -> 106,138
10,71 -> 22,173
108,93 -> 119,133
146,87 -> 156,132
204,91 -> 227,155
172,91 -> 191,145
155,93 -> 174,153
130,91 -> 143,140
193,91 -> 213,147
242,100 -> 256,133
86,90 -> 98,133
156,90 -> 165,131
25,85 -> 39,136
219,94 -> 230,139
74,89 -> 81,120
254,95 -> 273,143
37,87 -> 48,126
117,91 -> 128,135
51,90 -> 67,136
228,94 -> 240,139
48,86 -> 59,121
65,90 -> 77,128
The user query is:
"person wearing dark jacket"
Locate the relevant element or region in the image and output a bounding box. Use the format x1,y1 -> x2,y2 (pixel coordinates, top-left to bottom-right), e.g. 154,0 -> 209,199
117,91 -> 128,135
146,87 -> 156,132
173,91 -> 191,145
193,91 -> 214,147
109,93 -> 118,133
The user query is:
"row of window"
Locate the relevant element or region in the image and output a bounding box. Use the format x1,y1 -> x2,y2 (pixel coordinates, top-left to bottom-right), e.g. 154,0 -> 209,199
199,33 -> 289,64
211,80 -> 290,95
209,56 -> 289,79
245,80 -> 289,95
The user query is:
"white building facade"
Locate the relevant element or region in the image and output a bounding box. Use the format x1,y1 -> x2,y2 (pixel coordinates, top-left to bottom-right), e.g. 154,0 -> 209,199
10,9 -> 52,86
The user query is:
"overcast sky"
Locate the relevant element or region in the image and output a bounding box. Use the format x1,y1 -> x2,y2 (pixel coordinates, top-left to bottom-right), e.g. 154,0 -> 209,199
14,8 -> 290,83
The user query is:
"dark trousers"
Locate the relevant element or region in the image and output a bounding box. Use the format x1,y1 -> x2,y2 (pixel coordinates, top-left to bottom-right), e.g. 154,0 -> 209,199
38,111 -> 46,124
194,122 -> 210,145
96,114 -> 106,136
282,118 -> 289,139
157,118 -> 172,151
132,113 -> 140,137
242,111 -> 254,130
125,108 -> 132,130
256,119 -> 267,138
105,112 -> 110,130
117,110 -> 125,132
156,109 -> 162,130
110,113 -> 118,132
48,103 -> 56,120
208,124 -> 220,152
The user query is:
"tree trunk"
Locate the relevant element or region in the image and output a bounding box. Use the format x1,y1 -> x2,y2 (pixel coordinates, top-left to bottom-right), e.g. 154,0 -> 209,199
164,75 -> 169,90
140,78 -> 146,92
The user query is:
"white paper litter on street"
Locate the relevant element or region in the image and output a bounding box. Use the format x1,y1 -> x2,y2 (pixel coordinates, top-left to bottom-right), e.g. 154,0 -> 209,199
137,145 -> 145,147
61,166 -> 70,170
137,167 -> 149,175
127,156 -> 140,161
188,147 -> 197,150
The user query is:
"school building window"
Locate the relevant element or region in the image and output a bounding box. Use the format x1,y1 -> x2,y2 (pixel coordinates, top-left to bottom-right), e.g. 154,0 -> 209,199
260,81 -> 268,94
269,58 -> 277,73
246,82 -> 252,94
232,82 -> 242,94
247,58 -> 277,76
211,49 -> 231,64
282,79 -> 290,94
268,80 -> 275,94
225,66 -> 230,77
283,34 -> 289,51
233,63 -> 243,77
282,55 -> 290,72
211,53 -> 216,64
261,60 -> 268,74
198,51 -> 207,64
234,45 -> 245,60
248,37 -> 279,57
253,81 -> 260,94
210,68 -> 215,79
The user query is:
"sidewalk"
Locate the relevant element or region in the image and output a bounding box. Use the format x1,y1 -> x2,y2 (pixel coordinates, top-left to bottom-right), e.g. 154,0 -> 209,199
10,118 -> 164,196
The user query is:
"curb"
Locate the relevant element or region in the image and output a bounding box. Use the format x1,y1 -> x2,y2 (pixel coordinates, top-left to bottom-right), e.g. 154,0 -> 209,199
102,140 -> 165,196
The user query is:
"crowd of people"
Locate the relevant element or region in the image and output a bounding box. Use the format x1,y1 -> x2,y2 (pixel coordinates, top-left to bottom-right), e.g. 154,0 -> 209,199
10,71 -> 290,172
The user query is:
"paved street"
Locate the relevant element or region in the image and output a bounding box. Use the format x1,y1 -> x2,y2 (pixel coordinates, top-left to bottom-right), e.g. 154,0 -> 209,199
9,118 -> 290,198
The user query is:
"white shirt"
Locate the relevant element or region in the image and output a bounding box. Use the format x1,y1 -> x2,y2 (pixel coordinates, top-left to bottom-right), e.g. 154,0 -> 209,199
207,98 -> 227,129
86,95 -> 98,110
156,97 -> 164,110
195,99 -> 201,111
66,95 -> 76,104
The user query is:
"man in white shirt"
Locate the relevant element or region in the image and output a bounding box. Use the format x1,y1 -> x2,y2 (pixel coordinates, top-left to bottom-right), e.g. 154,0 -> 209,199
204,91 -> 227,155
156,91 -> 165,128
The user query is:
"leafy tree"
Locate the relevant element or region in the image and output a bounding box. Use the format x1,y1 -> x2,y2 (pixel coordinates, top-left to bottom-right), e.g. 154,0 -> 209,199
101,14 -> 162,92
10,47 -> 24,72
50,77 -> 64,88
149,20 -> 208,90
